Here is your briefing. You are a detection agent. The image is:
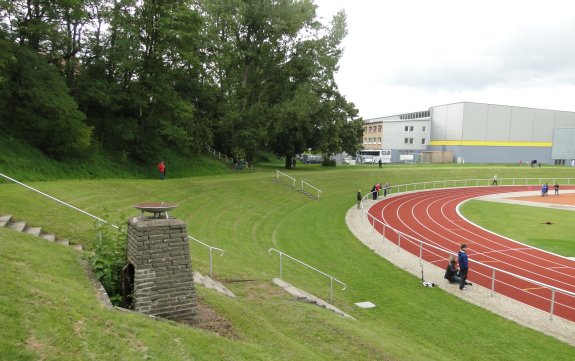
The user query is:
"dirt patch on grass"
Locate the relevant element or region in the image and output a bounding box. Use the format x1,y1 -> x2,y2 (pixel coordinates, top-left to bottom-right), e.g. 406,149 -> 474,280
195,299 -> 239,340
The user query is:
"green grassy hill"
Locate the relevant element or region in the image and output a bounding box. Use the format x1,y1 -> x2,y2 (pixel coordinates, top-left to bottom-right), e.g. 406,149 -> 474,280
2,161 -> 575,360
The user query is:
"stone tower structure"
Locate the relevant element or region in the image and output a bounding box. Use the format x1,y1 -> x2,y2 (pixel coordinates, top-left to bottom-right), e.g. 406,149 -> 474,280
126,213 -> 198,324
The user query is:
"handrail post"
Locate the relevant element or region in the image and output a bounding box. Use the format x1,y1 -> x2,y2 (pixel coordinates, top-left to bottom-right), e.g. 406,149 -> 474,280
209,248 -> 214,278
330,277 -> 334,302
268,248 -> 346,301
419,240 -> 423,261
549,289 -> 555,320
491,269 -> 496,296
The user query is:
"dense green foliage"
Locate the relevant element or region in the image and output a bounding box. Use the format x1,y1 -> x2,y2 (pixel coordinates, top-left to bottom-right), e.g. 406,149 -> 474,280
0,0 -> 363,167
0,131 -> 234,181
89,219 -> 128,305
2,162 -> 575,360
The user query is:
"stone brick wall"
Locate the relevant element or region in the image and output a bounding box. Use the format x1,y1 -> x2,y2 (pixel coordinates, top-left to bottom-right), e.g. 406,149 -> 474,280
127,216 -> 198,324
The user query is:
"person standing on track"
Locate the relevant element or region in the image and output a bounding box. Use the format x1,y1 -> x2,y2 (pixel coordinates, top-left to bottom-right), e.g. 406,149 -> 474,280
356,189 -> 362,209
491,174 -> 498,186
554,183 -> 559,196
458,244 -> 469,290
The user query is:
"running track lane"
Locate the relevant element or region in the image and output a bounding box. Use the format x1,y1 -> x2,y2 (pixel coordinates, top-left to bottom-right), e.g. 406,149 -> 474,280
367,186 -> 575,322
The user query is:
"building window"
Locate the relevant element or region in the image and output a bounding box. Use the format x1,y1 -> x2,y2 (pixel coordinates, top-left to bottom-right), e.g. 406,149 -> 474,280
422,126 -> 426,132
378,137 -> 381,144
378,125 -> 382,132
421,138 -> 426,145
404,138 -> 409,144
363,138 -> 367,144
409,126 -> 414,132
404,126 -> 408,132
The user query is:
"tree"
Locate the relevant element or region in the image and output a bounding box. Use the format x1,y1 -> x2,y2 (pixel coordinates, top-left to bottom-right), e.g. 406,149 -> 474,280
1,44 -> 91,158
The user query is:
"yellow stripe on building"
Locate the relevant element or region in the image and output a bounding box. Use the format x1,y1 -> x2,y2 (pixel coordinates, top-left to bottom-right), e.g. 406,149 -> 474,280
429,140 -> 552,147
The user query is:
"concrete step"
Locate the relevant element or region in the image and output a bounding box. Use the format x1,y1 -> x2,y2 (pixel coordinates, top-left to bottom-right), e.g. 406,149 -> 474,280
273,278 -> 355,319
193,272 -> 236,298
0,215 -> 13,227
1,215 -> 83,250
9,221 -> 27,232
25,226 -> 42,236
41,233 -> 56,242
56,239 -> 70,246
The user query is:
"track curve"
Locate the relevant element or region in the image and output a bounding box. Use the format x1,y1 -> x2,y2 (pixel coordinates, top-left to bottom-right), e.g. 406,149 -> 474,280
367,186 -> 575,322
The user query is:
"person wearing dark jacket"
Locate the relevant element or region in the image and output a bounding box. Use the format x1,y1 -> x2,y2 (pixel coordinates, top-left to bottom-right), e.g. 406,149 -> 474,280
356,190 -> 362,209
458,244 -> 469,290
444,256 -> 461,284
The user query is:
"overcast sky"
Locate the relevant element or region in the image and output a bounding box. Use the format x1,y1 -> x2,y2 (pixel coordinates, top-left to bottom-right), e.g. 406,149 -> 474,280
314,0 -> 575,119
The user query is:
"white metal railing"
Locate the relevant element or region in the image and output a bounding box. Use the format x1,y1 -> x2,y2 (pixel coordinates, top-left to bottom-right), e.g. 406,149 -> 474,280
360,177 -> 575,320
380,177 -> 574,197
207,146 -> 233,164
275,170 -> 323,199
276,170 -> 296,188
268,248 -> 346,301
301,180 -> 322,199
0,172 -> 225,278
188,235 -> 224,278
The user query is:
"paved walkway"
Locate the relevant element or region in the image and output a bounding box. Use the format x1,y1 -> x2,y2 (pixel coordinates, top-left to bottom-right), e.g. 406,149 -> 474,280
345,193 -> 575,347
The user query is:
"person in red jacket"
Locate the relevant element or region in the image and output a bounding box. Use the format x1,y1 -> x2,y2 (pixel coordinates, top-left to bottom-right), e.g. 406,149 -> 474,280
158,161 -> 166,180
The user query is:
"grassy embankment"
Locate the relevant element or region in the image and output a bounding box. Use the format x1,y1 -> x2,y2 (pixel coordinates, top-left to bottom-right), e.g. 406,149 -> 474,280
1,147 -> 575,360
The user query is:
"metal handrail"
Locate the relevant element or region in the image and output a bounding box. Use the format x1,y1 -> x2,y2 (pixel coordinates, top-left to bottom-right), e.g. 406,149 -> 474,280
0,172 -> 225,277
301,180 -> 322,199
360,177 -> 575,320
268,248 -> 346,302
188,235 -> 224,278
276,170 -> 296,188
0,172 -> 112,227
206,146 -> 233,164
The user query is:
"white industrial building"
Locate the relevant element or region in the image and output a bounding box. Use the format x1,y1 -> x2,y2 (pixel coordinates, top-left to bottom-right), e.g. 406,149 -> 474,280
363,101 -> 575,164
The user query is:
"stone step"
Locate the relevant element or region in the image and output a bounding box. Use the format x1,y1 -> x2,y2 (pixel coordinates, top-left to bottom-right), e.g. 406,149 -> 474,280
1,214 -> 83,251
9,221 -> 27,232
0,215 -> 13,227
25,226 -> 42,236
193,272 -> 236,298
41,233 -> 56,242
56,239 -> 70,246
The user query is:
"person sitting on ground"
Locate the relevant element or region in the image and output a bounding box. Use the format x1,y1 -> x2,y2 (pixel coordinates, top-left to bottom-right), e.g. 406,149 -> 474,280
444,255 -> 461,284
444,254 -> 473,286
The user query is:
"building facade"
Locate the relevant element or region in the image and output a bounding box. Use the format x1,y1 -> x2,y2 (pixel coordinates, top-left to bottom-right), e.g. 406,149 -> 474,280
362,101 -> 575,164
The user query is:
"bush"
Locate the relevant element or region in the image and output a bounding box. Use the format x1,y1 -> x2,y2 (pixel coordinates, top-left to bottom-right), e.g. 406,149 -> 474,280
322,159 -> 336,167
88,218 -> 127,306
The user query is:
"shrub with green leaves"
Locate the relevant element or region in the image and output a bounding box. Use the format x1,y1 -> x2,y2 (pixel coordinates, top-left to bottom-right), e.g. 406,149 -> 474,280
88,219 -> 127,306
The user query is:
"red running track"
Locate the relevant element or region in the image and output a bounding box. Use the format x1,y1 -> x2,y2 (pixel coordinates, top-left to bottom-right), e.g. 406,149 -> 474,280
367,185 -> 575,322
